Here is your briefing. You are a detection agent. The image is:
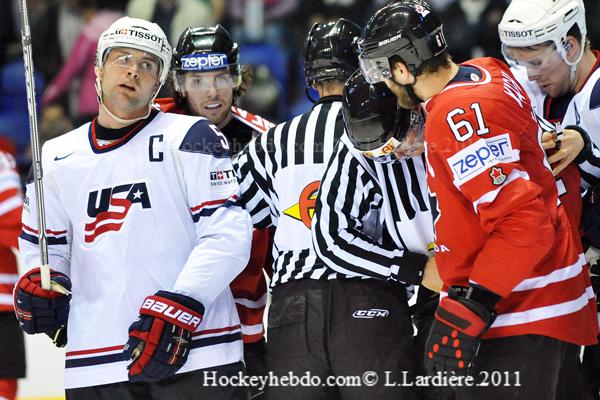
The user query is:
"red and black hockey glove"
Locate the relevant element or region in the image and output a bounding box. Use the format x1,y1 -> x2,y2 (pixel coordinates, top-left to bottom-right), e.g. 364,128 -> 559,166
424,285 -> 499,376
124,290 -> 205,383
14,267 -> 71,347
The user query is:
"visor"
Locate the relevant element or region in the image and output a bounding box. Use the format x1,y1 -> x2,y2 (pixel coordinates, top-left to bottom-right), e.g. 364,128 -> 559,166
346,106 -> 425,163
359,54 -> 393,84
176,71 -> 235,92
107,52 -> 160,79
502,43 -> 563,77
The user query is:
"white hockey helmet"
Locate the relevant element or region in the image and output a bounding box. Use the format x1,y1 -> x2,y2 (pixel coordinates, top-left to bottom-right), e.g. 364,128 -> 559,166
498,0 -> 587,66
96,16 -> 172,85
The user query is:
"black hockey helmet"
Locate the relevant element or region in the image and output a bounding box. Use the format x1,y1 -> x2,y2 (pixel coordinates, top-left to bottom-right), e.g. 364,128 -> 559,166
172,24 -> 240,76
356,0 -> 447,82
343,70 -> 424,162
303,18 -> 361,86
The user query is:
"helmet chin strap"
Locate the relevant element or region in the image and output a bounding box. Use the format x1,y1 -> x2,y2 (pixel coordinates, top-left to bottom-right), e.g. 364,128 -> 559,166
401,75 -> 423,106
562,42 -> 584,92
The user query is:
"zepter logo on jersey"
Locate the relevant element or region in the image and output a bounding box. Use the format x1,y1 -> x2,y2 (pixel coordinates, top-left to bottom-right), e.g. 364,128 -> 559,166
283,181 -> 320,229
446,134 -> 520,186
85,182 -> 151,243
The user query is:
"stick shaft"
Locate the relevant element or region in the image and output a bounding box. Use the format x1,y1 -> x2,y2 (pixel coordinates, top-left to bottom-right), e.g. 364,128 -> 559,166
19,0 -> 50,290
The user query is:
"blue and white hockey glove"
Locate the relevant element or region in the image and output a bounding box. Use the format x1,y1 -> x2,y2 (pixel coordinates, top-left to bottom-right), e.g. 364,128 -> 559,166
424,285 -> 498,376
124,290 -> 205,382
14,267 -> 71,347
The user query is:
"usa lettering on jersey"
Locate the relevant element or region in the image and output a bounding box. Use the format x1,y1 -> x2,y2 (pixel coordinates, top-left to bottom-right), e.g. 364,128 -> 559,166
85,182 -> 151,243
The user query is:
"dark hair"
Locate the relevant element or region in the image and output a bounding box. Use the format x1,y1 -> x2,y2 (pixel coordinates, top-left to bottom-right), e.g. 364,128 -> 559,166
390,50 -> 452,76
567,24 -> 591,49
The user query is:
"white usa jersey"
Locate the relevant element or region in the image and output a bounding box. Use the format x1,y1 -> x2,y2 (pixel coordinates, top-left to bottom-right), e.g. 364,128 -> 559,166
511,64 -> 600,188
19,110 -> 252,389
562,66 -> 600,187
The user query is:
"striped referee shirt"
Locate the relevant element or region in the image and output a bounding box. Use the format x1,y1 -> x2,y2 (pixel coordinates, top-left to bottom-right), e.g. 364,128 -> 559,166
234,96 -> 346,288
312,133 -> 434,284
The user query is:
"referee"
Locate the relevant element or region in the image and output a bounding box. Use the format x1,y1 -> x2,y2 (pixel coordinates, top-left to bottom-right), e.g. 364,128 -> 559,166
234,19 -> 362,400
311,71 -> 442,400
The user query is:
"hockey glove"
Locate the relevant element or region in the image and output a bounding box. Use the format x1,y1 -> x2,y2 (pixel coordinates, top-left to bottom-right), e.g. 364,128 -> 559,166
124,290 -> 205,383
424,285 -> 499,376
14,267 -> 71,347
582,184 -> 600,249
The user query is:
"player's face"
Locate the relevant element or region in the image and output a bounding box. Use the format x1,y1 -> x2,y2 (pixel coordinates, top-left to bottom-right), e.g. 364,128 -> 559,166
179,70 -> 235,124
98,48 -> 161,117
503,43 -> 571,98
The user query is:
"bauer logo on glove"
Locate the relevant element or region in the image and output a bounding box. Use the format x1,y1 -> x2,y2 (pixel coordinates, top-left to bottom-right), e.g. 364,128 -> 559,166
123,290 -> 205,383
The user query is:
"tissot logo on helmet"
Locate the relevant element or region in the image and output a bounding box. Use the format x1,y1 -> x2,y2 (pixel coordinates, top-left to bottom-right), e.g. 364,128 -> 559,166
499,29 -> 536,39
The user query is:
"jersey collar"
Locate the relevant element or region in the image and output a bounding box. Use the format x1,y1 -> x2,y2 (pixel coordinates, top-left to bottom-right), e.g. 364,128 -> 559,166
88,109 -> 159,154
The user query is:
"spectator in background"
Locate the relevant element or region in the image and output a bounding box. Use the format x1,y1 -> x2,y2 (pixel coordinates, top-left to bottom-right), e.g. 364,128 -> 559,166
226,0 -> 300,49
42,0 -> 124,125
584,0 -> 600,48
440,0 -> 508,62
29,0 -> 87,83
126,0 -> 220,46
305,0 -> 374,27
0,46 -> 45,170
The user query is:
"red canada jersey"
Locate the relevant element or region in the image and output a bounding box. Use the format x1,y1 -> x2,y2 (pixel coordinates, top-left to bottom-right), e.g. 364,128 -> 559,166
0,150 -> 22,312
425,58 -> 598,345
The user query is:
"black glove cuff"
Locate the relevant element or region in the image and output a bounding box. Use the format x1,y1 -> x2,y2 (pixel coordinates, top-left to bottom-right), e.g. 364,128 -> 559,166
448,284 -> 501,313
394,252 -> 428,284
565,125 -> 593,164
155,290 -> 205,316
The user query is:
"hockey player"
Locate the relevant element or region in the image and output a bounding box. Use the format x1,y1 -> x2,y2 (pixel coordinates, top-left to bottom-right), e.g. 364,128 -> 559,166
0,145 -> 25,400
156,24 -> 274,393
234,19 -> 369,400
13,17 -> 252,399
498,2 -> 600,396
498,0 -> 600,246
356,1 -> 598,398
312,70 -> 442,400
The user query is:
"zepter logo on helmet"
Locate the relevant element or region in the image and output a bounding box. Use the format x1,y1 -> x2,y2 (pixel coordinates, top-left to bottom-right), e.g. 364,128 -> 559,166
96,16 -> 173,85
343,70 -> 425,163
356,0 -> 447,83
498,0 -> 587,67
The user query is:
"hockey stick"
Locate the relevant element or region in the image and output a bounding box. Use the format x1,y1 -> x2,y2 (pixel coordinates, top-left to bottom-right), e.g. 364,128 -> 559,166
18,0 -> 61,293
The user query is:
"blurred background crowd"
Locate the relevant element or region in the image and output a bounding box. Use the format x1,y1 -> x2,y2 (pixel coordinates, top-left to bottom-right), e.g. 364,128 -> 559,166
1,0 -> 600,177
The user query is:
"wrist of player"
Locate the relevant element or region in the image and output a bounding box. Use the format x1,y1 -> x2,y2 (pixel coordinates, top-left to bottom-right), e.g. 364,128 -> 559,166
424,284 -> 499,375
124,290 -> 205,382
566,125 -> 593,164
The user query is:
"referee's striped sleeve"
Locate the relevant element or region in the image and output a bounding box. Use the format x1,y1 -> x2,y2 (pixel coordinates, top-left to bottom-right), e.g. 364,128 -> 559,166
234,135 -> 276,229
312,140 -> 427,281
